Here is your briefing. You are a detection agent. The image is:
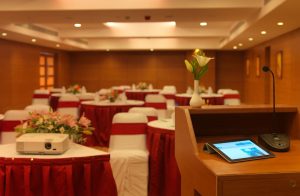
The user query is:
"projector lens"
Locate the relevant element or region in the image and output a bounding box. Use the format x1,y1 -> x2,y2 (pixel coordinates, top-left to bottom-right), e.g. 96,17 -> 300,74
45,142 -> 52,150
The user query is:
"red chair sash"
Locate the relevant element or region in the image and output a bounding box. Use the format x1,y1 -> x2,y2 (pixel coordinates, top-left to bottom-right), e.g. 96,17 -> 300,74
1,120 -> 23,132
111,123 -> 147,135
162,94 -> 175,99
57,101 -> 80,108
147,116 -> 158,122
33,94 -> 50,98
224,94 -> 240,99
144,102 -> 167,109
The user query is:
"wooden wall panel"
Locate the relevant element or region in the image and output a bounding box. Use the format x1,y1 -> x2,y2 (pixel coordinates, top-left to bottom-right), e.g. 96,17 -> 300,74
70,50 -> 218,93
0,39 -> 70,113
215,51 -> 245,100
244,28 -> 300,107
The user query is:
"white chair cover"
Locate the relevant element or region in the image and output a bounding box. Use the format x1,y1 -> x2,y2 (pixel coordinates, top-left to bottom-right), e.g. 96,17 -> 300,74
145,94 -> 168,119
25,104 -> 51,113
32,89 -> 50,105
109,112 -> 148,196
128,107 -> 158,121
57,94 -> 80,119
218,89 -> 241,105
1,110 -> 29,144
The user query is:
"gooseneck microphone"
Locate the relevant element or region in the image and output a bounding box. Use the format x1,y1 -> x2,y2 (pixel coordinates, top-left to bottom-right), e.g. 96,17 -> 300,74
258,66 -> 290,152
262,66 -> 276,130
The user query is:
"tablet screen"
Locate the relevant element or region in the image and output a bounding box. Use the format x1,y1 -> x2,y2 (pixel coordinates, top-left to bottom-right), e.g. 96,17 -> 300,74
208,139 -> 275,162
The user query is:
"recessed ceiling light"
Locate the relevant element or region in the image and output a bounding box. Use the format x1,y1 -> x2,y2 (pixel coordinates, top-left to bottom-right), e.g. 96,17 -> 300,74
104,22 -> 117,27
233,46 -> 237,50
238,43 -> 243,47
200,22 -> 207,26
277,22 -> 284,26
56,44 -> 60,47
1,32 -> 7,36
31,38 -> 36,42
261,31 -> 267,35
248,37 -> 254,41
150,48 -> 154,52
74,23 -> 81,28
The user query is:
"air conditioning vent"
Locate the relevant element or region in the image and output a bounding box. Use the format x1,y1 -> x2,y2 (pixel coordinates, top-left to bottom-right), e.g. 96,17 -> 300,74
15,24 -> 58,36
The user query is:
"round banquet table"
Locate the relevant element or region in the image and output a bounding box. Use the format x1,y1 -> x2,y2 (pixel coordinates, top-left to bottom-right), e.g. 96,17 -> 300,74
125,89 -> 160,101
147,119 -> 181,196
201,93 -> 224,105
0,142 -> 117,196
175,93 -> 192,106
80,100 -> 145,147
50,93 -> 95,111
0,114 -> 4,132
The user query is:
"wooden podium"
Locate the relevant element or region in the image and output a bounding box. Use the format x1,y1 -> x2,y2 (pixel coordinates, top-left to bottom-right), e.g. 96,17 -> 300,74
175,105 -> 300,196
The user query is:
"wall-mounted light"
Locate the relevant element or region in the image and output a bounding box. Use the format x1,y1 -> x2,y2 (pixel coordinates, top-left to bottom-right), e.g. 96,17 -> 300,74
200,22 -> 207,26
74,23 -> 82,28
31,38 -> 36,42
1,32 -> 7,36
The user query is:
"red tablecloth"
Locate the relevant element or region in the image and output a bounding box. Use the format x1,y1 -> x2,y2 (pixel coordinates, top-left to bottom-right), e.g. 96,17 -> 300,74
175,96 -> 191,106
0,155 -> 117,196
147,126 -> 181,196
125,91 -> 159,101
81,102 -> 144,147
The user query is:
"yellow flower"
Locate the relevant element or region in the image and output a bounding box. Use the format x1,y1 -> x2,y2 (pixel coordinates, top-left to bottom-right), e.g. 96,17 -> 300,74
83,129 -> 93,135
193,55 -> 213,67
184,60 -> 193,72
184,50 -> 213,80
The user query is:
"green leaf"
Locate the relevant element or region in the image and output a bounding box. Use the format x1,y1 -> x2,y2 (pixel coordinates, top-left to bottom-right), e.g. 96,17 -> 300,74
195,65 -> 208,80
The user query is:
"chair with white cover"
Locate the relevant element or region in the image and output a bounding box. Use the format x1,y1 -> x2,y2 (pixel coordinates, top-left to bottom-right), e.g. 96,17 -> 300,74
1,110 -> 29,144
32,89 -> 50,105
77,93 -> 95,102
49,88 -> 63,94
109,112 -> 148,196
218,89 -> 241,105
128,107 -> 158,121
160,85 -> 177,115
145,94 -> 168,119
25,104 -> 51,113
57,94 -> 80,119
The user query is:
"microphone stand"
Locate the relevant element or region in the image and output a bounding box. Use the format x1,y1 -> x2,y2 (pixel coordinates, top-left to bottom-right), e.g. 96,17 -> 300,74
258,66 -> 289,152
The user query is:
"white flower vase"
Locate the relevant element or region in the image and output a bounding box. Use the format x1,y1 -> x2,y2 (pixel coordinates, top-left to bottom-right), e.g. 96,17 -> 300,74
189,80 -> 205,107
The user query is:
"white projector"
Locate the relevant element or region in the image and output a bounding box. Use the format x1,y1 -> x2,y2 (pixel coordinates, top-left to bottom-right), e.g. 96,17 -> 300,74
16,133 -> 70,155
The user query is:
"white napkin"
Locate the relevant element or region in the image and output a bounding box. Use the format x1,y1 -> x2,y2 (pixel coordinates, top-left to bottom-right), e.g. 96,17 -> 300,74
81,86 -> 87,94
186,86 -> 193,94
94,93 -> 100,102
207,86 -> 213,94
149,84 -> 153,90
119,92 -> 127,101
132,84 -> 136,90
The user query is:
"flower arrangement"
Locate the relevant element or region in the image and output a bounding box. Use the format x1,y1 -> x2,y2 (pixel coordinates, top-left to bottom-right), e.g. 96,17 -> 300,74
106,89 -> 119,102
184,50 -> 213,80
67,84 -> 81,94
15,111 -> 93,144
136,82 -> 148,90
